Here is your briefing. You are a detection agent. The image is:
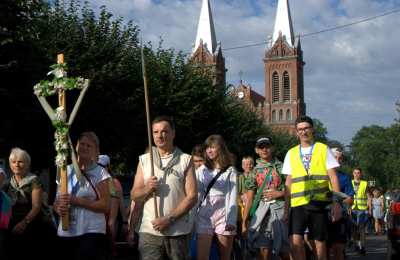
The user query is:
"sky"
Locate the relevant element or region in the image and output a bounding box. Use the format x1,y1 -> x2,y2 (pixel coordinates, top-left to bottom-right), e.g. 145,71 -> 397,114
85,0 -> 400,145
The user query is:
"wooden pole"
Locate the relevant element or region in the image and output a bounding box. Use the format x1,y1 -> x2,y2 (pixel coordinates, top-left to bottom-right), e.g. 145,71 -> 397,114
141,44 -> 159,218
57,53 -> 69,230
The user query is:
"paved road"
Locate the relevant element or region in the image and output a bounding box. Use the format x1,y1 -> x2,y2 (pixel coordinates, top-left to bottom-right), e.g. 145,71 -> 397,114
346,234 -> 388,260
115,234 -> 391,260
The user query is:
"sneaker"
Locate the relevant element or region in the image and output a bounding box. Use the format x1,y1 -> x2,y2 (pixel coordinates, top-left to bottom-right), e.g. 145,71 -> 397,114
360,246 -> 366,256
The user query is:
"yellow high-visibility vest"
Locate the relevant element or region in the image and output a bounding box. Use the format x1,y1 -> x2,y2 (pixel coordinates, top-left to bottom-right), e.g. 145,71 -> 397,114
352,180 -> 368,210
290,142 -> 330,207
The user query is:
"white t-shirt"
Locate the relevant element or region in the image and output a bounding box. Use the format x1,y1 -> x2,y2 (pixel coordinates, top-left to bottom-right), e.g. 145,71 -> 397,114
57,164 -> 110,237
282,145 -> 339,175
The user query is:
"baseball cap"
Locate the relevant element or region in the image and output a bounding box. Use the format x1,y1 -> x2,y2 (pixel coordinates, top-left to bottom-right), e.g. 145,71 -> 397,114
255,137 -> 273,147
98,154 -> 110,167
330,147 -> 342,155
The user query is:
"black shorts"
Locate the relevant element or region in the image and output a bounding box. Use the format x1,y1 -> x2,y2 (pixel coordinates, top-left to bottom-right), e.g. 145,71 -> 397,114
289,205 -> 329,241
327,218 -> 348,246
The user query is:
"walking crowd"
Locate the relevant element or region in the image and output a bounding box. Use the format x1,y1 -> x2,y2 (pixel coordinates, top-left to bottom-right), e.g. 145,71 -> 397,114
0,115 -> 397,260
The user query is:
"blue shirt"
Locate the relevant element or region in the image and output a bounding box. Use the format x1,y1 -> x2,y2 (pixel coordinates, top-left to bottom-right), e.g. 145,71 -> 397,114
337,171 -> 355,197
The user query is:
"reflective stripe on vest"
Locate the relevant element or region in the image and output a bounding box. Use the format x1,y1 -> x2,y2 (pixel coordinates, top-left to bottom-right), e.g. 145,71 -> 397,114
352,180 -> 368,210
290,142 -> 330,207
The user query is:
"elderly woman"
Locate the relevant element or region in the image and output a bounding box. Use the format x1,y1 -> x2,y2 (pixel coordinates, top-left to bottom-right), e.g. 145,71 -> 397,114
3,147 -> 55,259
54,131 -> 111,260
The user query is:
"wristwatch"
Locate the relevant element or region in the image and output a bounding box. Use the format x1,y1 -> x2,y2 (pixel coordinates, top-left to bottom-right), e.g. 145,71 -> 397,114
167,214 -> 176,224
23,218 -> 31,225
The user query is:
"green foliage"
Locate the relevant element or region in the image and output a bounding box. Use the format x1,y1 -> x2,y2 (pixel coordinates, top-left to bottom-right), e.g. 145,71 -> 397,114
0,0 -> 48,47
33,63 -> 85,97
312,118 -> 328,143
349,124 -> 400,189
0,0 -> 53,166
2,0 -> 287,174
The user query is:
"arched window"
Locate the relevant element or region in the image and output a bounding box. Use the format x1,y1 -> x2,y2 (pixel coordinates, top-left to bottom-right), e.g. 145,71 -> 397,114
286,109 -> 291,121
272,72 -> 279,102
283,71 -> 290,102
272,110 -> 276,122
279,110 -> 283,121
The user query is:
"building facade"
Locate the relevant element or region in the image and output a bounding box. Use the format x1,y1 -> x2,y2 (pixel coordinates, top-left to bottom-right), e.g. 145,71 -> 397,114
192,0 -> 305,133
231,80 -> 265,118
264,0 -> 306,133
190,0 -> 226,87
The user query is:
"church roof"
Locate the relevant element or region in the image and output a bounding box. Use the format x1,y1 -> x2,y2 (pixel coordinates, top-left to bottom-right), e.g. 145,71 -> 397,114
238,81 -> 265,106
272,0 -> 295,47
193,0 -> 217,55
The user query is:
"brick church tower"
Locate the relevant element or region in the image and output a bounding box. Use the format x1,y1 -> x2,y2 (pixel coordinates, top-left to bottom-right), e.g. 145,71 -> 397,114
191,0 -> 226,87
264,0 -> 306,133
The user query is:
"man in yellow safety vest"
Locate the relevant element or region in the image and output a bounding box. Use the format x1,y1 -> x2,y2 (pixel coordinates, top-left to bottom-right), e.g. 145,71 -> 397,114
283,115 -> 342,260
350,167 -> 369,255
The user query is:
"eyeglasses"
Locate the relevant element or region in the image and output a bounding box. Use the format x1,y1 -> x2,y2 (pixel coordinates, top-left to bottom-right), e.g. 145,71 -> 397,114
297,126 -> 312,133
257,145 -> 271,149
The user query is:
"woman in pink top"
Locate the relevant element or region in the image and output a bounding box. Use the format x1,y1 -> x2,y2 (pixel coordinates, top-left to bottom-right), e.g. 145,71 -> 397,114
196,135 -> 238,260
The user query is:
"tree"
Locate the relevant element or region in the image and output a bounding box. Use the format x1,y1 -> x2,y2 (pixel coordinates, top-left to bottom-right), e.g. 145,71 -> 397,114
1,0 -> 283,175
0,0 -> 52,168
312,118 -> 328,143
350,124 -> 400,188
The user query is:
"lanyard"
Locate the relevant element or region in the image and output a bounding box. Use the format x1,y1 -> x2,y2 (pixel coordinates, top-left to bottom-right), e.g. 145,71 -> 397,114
299,143 -> 315,174
265,168 -> 274,187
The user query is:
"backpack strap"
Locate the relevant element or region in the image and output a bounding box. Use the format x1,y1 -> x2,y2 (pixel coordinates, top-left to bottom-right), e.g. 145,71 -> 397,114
198,166 -> 229,208
249,167 -> 273,217
82,173 -> 100,200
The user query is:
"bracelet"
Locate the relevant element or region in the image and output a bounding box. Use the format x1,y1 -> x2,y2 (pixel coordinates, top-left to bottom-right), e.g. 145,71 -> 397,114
23,218 -> 31,225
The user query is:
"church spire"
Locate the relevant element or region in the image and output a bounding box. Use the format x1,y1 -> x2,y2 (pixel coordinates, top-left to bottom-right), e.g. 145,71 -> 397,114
193,0 -> 217,54
272,0 -> 295,47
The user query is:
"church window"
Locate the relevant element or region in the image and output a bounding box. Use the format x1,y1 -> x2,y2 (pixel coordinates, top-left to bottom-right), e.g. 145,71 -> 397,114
272,72 -> 279,102
279,110 -> 283,121
283,71 -> 290,102
286,109 -> 291,120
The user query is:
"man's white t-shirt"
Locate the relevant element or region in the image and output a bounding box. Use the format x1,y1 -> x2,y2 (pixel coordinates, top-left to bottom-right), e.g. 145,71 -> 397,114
282,145 -> 339,175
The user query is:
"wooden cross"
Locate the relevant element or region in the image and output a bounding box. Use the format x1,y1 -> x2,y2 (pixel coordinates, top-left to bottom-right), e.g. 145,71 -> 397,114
34,54 -> 90,230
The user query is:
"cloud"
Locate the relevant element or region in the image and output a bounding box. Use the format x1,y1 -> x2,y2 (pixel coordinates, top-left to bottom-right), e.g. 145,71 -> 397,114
87,0 -> 400,145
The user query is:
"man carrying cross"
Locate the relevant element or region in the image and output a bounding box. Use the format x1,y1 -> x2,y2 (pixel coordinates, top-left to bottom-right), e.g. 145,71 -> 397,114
131,115 -> 197,260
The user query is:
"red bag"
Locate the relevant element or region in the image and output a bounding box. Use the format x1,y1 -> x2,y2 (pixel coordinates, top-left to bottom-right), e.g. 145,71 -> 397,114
391,202 -> 400,215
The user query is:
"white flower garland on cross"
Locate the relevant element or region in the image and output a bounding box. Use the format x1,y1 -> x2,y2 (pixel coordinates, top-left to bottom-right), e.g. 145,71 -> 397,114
33,54 -> 89,230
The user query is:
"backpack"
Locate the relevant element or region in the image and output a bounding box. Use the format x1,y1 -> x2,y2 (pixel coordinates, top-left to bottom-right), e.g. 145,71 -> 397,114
0,191 -> 12,229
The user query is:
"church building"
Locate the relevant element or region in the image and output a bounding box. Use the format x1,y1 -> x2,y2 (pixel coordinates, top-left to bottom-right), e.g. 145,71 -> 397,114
190,0 -> 226,87
191,0 -> 305,133
264,0 -> 306,133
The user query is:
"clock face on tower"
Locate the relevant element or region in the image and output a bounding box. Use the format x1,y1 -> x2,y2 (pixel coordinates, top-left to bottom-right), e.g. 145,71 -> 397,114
237,91 -> 244,99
